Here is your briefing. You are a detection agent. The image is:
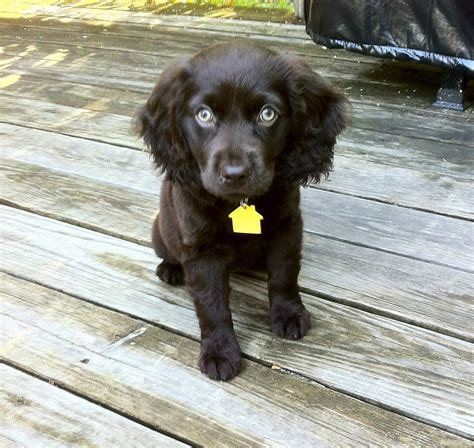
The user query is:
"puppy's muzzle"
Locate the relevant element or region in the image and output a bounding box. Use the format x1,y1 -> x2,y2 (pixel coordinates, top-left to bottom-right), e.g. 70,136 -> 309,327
220,164 -> 250,184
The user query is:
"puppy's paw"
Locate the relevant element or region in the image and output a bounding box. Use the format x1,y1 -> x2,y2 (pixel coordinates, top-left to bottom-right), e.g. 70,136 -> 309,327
199,337 -> 242,381
271,301 -> 311,340
156,261 -> 184,286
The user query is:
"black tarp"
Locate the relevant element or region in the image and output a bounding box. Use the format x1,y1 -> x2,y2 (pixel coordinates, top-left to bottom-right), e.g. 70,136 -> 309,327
305,0 -> 474,72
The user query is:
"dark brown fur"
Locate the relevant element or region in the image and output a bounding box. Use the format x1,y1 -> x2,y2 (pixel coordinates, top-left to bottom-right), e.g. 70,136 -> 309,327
135,42 -> 348,381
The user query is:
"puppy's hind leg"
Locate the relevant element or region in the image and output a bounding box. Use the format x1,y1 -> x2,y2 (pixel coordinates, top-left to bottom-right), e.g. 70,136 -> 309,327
156,261 -> 184,286
152,213 -> 184,286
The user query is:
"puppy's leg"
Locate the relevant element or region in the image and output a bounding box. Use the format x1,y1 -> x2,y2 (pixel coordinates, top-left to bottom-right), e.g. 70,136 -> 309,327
152,214 -> 184,286
184,256 -> 241,381
267,213 -> 310,339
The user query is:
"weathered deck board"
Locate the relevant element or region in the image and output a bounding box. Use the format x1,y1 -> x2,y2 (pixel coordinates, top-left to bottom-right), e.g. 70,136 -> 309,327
1,44 -> 448,123
2,4 -> 463,106
1,22 -> 448,112
2,207 -> 473,437
0,20 -> 365,64
2,155 -> 473,340
2,125 -> 472,272
0,6 -> 311,42
2,154 -> 474,341
1,5 -> 473,444
0,364 -> 187,447
0,436 -> 22,448
1,98 -> 471,219
3,273 -> 469,447
2,77 -> 472,179
2,32 -> 473,145
2,4 -> 471,120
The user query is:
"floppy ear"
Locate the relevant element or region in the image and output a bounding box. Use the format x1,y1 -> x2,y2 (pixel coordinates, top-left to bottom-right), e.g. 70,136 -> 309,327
134,60 -> 201,186
278,59 -> 349,185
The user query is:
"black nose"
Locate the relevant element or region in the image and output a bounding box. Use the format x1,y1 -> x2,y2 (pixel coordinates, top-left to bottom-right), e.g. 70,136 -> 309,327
220,165 -> 249,182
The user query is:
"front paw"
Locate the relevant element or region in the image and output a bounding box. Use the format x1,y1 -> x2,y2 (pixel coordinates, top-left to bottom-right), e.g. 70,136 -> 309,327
271,301 -> 311,340
199,335 -> 242,381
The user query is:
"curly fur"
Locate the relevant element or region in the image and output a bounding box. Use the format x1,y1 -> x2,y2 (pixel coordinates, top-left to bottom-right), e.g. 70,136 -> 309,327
135,41 -> 348,381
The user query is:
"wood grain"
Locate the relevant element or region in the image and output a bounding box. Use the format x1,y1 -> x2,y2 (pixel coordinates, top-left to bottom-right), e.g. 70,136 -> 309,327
1,6 -> 473,446
3,5 -> 471,118
1,207 -> 473,437
2,123 -> 472,271
0,364 -> 188,447
2,31 -> 472,145
0,21 -> 445,111
1,273 -> 470,446
1,75 -> 472,181
1,45 -> 446,120
1,157 -> 473,340
1,98 -> 471,218
0,158 -> 158,243
1,6 -> 460,89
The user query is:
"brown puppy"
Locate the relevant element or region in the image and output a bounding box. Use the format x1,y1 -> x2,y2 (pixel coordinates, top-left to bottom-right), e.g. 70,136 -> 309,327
135,42 -> 348,381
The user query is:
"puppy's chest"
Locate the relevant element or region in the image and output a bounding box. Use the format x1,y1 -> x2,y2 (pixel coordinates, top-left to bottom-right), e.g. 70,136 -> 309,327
227,232 -> 267,269
197,203 -> 283,268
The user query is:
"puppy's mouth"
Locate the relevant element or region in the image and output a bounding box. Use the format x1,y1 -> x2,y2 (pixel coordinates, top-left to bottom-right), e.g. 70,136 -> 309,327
219,191 -> 252,203
208,186 -> 256,202
201,175 -> 273,202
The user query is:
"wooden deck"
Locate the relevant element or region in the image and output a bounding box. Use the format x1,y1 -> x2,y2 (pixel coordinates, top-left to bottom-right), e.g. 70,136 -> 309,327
1,4 -> 473,447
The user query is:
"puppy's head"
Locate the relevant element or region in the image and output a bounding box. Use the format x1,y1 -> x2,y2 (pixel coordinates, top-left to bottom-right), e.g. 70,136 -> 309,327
135,42 -> 349,200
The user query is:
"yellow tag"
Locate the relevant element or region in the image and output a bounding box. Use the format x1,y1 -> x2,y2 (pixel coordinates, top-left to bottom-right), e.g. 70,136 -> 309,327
228,204 -> 263,234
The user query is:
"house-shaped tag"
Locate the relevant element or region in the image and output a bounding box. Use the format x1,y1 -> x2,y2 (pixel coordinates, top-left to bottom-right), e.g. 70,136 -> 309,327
228,205 -> 263,234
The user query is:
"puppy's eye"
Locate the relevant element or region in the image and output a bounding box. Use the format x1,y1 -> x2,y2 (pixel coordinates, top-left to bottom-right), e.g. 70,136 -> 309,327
258,106 -> 278,125
196,107 -> 214,126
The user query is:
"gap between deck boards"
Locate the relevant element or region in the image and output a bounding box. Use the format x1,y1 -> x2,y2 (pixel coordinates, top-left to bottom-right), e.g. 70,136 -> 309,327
0,360 -> 196,447
2,267 -> 474,443
1,43 -> 471,147
2,270 -> 473,442
2,17 -> 473,135
2,196 -> 472,345
5,197 -> 472,275
2,174 -> 472,275
1,122 -> 472,340
2,205 -> 473,436
1,119 -> 471,222
1,9 -> 473,443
